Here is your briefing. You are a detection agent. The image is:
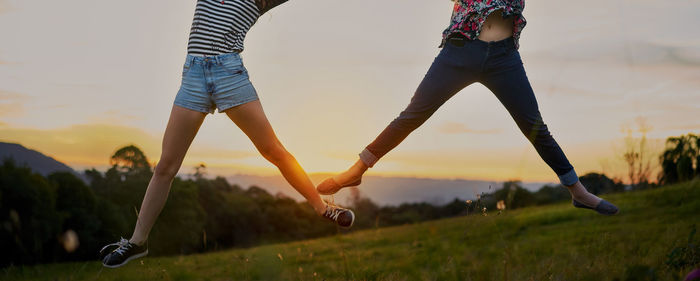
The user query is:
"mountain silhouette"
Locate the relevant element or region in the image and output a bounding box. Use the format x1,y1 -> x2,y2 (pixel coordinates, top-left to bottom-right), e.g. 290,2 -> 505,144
226,173 -> 553,206
0,142 -> 84,181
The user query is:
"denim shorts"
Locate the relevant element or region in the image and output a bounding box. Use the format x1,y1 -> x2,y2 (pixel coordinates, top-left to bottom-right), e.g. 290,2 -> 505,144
174,52 -> 258,114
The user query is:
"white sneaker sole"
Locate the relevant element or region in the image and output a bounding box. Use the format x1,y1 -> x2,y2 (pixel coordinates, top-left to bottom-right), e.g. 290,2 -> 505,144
102,249 -> 148,268
342,211 -> 355,228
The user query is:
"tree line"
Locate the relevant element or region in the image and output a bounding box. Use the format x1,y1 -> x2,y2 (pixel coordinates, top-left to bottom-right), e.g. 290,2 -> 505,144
0,133 -> 697,267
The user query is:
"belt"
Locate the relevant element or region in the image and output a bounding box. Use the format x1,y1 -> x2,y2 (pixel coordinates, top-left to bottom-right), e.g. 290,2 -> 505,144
447,35 -> 467,47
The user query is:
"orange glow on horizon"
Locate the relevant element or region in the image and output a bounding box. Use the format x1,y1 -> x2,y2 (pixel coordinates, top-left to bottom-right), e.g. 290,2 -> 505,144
0,123 -> 665,183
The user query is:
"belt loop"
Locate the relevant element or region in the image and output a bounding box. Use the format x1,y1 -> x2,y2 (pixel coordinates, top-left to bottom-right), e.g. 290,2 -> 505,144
216,55 -> 223,65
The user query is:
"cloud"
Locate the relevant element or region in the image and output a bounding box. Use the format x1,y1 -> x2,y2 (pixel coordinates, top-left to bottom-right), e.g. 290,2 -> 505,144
87,109 -> 142,124
364,138 -> 649,183
0,0 -> 11,16
0,123 -> 160,166
659,123 -> 700,133
438,122 -> 501,135
529,40 -> 700,69
0,103 -> 23,117
0,90 -> 28,118
0,91 -> 27,100
628,42 -> 700,67
189,148 -> 257,160
0,123 -> 257,169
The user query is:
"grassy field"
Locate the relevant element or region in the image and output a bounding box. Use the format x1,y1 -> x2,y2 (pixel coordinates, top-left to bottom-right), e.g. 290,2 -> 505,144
3,181 -> 699,281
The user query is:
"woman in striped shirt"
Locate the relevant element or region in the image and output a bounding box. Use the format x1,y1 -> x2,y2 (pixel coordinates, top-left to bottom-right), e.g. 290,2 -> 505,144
99,0 -> 355,268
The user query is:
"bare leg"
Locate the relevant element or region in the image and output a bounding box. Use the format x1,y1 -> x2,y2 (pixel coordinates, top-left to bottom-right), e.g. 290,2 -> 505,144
224,101 -> 326,215
129,105 -> 206,245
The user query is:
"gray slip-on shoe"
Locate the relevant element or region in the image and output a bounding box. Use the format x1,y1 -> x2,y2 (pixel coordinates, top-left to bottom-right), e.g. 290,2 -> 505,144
573,199 -> 619,215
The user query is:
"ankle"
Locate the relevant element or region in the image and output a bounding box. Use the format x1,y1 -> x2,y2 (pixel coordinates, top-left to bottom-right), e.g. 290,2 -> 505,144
348,163 -> 367,177
566,181 -> 587,195
352,159 -> 368,172
566,182 -> 602,204
565,180 -> 581,189
314,203 -> 328,216
572,192 -> 597,201
129,238 -> 146,246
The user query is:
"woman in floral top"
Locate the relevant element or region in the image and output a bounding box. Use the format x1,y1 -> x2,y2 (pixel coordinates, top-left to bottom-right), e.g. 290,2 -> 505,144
318,0 -> 619,216
442,0 -> 526,48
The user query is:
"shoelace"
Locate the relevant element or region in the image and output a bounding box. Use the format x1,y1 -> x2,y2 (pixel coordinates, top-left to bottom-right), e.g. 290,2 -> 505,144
325,207 -> 343,221
100,237 -> 131,256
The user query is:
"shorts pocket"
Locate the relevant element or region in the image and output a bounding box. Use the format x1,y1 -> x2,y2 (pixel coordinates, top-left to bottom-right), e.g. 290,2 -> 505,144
221,58 -> 246,75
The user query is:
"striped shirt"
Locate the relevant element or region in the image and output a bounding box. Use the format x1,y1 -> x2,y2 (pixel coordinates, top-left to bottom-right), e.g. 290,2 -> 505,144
187,0 -> 288,56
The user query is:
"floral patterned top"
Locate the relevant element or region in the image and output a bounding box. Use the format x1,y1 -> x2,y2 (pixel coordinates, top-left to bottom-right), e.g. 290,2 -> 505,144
440,0 -> 527,49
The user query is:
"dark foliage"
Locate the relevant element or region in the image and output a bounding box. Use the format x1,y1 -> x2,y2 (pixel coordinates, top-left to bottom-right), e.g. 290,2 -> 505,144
0,147 -> 337,266
0,159 -> 62,266
665,225 -> 700,271
0,145 -> 629,267
659,133 -> 699,184
579,173 -> 625,195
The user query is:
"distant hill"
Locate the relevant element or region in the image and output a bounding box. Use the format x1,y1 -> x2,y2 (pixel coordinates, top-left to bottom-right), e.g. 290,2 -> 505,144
226,173 -> 553,206
0,142 -> 84,181
0,141 -> 554,205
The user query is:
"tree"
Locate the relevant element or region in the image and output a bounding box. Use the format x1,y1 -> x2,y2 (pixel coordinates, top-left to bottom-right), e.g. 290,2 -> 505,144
348,187 -> 381,229
579,173 -> 625,195
48,172 -> 101,260
0,159 -> 62,266
95,145 -> 153,215
196,176 -> 257,250
109,145 -> 151,175
659,134 -> 699,184
621,118 -> 655,188
193,163 -> 207,180
148,178 -> 206,255
441,198 -> 470,217
533,184 -> 570,205
491,181 -> 536,210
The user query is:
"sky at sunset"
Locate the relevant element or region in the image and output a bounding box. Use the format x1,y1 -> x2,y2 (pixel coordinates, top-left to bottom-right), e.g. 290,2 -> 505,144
1,0 -> 699,183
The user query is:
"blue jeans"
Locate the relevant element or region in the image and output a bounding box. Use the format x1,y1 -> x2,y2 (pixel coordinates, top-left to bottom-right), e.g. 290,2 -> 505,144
360,37 -> 579,186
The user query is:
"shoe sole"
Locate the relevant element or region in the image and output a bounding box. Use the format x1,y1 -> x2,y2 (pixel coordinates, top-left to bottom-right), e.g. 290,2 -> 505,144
573,200 -> 619,216
340,211 -> 355,228
102,250 -> 149,268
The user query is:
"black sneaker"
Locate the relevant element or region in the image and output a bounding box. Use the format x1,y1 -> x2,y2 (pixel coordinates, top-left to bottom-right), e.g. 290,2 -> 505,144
100,238 -> 148,268
322,204 -> 355,228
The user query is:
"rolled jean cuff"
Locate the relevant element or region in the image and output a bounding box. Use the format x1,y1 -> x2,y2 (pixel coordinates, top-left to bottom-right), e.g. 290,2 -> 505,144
359,148 -> 379,168
558,169 -> 579,186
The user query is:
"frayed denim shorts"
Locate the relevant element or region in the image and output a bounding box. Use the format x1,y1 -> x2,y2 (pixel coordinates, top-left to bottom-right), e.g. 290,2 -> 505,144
174,52 -> 258,114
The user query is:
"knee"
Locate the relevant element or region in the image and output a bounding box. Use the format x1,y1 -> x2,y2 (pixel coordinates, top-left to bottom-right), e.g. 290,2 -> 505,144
518,118 -> 552,143
153,160 -> 180,179
393,109 -> 432,130
259,142 -> 292,165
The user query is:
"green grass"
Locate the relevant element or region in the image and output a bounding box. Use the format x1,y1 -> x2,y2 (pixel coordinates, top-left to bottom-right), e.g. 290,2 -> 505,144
3,181 -> 700,281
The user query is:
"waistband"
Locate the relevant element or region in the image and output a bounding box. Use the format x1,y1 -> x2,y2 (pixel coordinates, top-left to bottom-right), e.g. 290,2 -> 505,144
448,35 -> 516,50
186,52 -> 241,64
471,37 -> 515,49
